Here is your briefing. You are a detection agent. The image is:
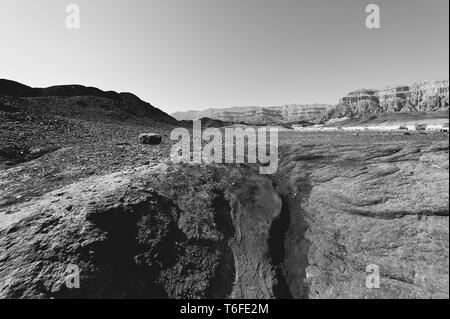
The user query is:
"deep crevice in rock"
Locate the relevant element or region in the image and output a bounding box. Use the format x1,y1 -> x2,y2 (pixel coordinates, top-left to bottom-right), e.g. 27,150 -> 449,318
271,172 -> 314,299
268,196 -> 293,299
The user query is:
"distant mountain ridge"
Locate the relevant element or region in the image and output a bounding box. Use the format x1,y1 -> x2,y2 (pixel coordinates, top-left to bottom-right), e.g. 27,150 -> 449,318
173,78 -> 449,125
3,77 -> 448,127
172,104 -> 331,124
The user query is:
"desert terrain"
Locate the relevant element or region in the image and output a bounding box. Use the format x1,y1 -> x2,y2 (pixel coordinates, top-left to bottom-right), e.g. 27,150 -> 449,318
0,79 -> 448,299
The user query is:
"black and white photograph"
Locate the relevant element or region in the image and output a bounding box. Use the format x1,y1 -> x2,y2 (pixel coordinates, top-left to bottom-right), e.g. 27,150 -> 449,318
0,0 -> 448,306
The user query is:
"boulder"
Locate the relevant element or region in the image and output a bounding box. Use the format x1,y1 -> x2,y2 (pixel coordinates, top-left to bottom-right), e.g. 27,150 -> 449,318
0,164 -> 283,299
139,133 -> 162,145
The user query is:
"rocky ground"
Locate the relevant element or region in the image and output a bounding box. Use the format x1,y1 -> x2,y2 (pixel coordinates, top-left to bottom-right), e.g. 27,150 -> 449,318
0,83 -> 448,298
275,131 -> 449,299
1,91 -> 286,298
1,120 -> 448,299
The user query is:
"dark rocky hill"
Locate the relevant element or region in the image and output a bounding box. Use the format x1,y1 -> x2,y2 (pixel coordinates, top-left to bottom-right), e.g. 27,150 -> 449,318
0,79 -> 177,124
0,79 -> 179,171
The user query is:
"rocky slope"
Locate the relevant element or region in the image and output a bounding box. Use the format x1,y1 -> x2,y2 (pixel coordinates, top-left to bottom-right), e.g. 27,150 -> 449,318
0,79 -> 181,169
172,104 -> 331,125
0,79 -> 177,124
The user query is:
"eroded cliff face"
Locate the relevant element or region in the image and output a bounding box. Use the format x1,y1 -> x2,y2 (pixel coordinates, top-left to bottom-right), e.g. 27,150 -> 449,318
322,79 -> 449,121
173,79 -> 448,125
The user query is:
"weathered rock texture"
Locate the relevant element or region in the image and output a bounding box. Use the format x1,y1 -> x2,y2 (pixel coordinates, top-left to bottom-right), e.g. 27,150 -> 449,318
275,135 -> 449,299
0,163 -> 284,299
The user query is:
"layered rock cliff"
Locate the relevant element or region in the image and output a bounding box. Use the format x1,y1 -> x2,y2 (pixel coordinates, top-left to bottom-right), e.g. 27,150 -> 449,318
321,79 -> 449,122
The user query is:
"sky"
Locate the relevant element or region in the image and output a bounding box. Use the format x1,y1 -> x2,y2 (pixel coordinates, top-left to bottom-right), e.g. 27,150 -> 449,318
0,0 -> 448,114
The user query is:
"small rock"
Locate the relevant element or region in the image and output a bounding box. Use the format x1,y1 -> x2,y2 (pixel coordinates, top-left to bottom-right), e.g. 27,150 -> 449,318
139,133 -> 162,145
30,147 -> 45,155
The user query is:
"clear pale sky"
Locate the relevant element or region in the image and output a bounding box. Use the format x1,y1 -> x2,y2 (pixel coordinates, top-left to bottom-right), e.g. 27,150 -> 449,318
0,0 -> 448,113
